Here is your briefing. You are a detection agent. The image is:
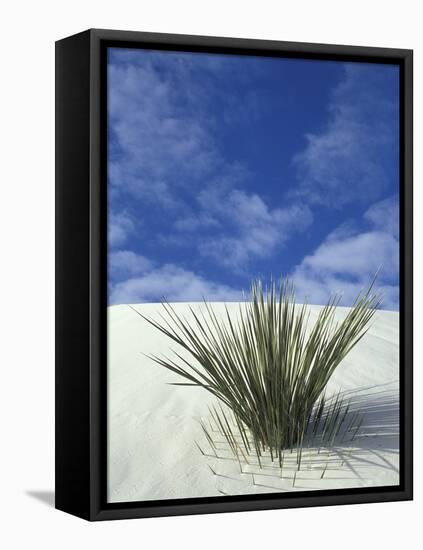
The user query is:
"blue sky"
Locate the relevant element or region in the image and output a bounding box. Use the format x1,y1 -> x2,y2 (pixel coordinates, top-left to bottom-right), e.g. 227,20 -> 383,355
107,47 -> 399,309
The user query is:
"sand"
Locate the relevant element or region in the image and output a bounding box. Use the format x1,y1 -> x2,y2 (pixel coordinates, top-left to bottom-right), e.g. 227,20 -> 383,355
107,302 -> 399,503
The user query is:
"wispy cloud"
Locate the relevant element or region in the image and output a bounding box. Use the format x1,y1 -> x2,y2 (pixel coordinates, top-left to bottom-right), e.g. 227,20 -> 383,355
291,196 -> 399,309
109,50 -> 313,275
108,250 -> 154,278
364,195 -> 399,238
108,211 -> 135,248
109,263 -> 243,304
294,64 -> 399,207
196,188 -> 312,271
108,52 -> 221,207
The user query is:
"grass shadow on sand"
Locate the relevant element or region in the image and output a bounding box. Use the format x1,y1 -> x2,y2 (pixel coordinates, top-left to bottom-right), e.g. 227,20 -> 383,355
198,383 -> 400,494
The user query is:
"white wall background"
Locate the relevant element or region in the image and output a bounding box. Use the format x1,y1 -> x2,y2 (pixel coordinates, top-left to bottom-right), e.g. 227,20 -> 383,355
0,1 -> 420,548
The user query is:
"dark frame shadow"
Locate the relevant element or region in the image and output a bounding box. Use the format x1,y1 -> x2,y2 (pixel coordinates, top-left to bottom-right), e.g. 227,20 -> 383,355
26,490 -> 55,508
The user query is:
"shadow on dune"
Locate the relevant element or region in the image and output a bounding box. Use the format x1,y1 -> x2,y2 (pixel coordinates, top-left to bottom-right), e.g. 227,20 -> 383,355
346,385 -> 399,452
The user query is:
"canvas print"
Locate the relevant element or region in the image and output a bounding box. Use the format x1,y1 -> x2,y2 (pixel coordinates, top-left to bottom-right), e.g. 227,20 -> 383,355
106,47 -> 400,504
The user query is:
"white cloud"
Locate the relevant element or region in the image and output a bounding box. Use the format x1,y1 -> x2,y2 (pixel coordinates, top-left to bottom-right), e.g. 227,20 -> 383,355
108,52 -> 314,275
292,271 -> 398,311
108,250 -> 154,278
294,64 -> 398,206
364,195 -> 399,238
109,264 -> 243,305
173,214 -> 220,232
108,211 -> 134,248
291,197 -> 399,310
197,188 -> 312,271
108,59 -> 220,206
299,229 -> 398,278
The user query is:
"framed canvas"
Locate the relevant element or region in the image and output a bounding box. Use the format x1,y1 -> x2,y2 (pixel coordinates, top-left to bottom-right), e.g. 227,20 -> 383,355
55,28 -> 413,521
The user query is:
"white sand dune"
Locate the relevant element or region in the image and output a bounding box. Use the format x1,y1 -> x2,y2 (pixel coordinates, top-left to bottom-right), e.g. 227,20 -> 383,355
107,302 -> 399,503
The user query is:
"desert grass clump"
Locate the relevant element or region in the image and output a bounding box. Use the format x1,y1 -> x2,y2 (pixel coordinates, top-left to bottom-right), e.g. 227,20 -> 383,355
135,278 -> 380,466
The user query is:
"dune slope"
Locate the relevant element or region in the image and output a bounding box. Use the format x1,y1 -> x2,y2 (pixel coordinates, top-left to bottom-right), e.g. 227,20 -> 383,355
108,302 -> 399,503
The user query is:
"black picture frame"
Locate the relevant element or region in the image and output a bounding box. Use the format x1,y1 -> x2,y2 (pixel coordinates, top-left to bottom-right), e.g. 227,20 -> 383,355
55,28 -> 413,521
